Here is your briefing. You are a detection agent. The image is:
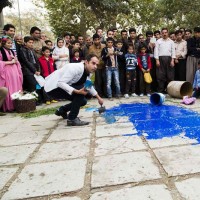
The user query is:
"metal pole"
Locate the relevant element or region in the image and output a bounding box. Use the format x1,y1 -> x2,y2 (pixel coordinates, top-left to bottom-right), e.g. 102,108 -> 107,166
17,0 -> 22,35
0,11 -> 4,36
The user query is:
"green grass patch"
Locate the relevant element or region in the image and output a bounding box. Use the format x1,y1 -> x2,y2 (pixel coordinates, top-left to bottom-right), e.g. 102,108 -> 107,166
19,106 -> 60,118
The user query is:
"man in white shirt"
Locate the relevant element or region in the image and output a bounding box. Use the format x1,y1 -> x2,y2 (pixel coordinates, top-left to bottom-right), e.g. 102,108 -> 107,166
174,30 -> 187,81
154,28 -> 176,93
44,54 -> 104,126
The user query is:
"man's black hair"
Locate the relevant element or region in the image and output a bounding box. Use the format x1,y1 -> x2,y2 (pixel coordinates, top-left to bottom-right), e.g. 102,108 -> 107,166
3,24 -> 15,31
161,27 -> 168,32
45,40 -> 52,44
121,29 -> 127,35
85,53 -> 98,62
194,27 -> 200,33
129,28 -> 136,34
146,31 -> 153,37
154,30 -> 160,35
175,30 -> 182,35
63,32 -> 70,37
72,40 -> 80,45
107,29 -> 113,35
24,36 -> 34,43
30,26 -> 41,35
42,46 -> 50,52
106,37 -> 114,42
185,29 -> 192,34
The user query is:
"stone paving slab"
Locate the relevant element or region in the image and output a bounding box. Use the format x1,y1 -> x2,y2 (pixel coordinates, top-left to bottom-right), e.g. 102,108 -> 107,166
147,135 -> 198,149
96,123 -> 136,138
0,130 -> 49,147
31,139 -> 90,163
48,127 -> 91,142
175,177 -> 200,200
0,123 -> 19,134
154,145 -> 200,176
0,167 -> 18,190
52,197 -> 81,200
14,121 -> 57,131
90,184 -> 173,200
2,159 -> 87,200
91,151 -> 161,188
96,115 -> 130,124
95,136 -> 146,156
0,144 -> 38,166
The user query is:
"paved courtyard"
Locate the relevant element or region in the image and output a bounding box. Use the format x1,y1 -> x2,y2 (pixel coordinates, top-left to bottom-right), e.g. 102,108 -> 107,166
0,96 -> 200,200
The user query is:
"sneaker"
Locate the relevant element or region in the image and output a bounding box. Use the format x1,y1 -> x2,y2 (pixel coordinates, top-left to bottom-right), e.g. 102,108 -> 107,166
124,94 -> 129,98
131,93 -> 138,97
147,93 -> 151,97
139,93 -> 144,97
46,101 -> 51,105
51,100 -> 58,103
108,97 -> 113,101
67,117 -> 89,126
55,108 -> 68,119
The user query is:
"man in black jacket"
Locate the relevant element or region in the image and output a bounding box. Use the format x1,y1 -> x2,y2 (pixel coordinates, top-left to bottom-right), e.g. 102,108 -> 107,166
186,27 -> 200,84
19,36 -> 40,92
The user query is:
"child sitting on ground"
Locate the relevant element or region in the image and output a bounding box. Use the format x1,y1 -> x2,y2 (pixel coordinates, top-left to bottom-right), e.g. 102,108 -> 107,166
192,60 -> 200,98
137,44 -> 152,97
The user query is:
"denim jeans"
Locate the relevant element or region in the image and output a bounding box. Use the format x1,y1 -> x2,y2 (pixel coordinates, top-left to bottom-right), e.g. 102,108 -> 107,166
106,67 -> 121,97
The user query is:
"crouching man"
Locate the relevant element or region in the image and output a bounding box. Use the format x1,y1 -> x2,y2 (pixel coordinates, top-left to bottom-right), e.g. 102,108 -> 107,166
44,54 -> 104,126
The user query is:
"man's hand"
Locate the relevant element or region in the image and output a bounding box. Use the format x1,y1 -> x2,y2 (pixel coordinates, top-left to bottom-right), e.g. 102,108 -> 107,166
98,97 -> 104,105
170,60 -> 175,67
142,69 -> 146,73
74,88 -> 88,96
156,59 -> 160,67
35,71 -> 40,76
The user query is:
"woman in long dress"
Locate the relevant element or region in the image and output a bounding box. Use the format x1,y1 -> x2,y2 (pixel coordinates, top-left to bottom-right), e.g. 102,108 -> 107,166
0,36 -> 23,112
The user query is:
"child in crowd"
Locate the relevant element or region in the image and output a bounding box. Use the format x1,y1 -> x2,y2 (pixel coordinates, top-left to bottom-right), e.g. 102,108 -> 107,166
137,45 -> 152,96
101,37 -> 121,100
52,37 -> 69,69
45,40 -> 54,56
124,45 -> 138,98
20,36 -> 43,105
192,60 -> 200,98
115,39 -> 126,94
70,48 -> 82,63
0,36 -> 23,112
38,46 -> 58,105
69,40 -> 84,61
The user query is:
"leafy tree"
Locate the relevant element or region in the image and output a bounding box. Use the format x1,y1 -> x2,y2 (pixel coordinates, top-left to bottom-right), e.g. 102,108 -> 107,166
0,0 -> 12,13
82,0 -> 130,29
36,0 -> 96,37
4,9 -> 54,39
157,0 -> 200,30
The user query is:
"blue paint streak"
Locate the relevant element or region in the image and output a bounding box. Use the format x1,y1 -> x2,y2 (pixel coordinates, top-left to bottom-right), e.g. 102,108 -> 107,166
85,107 -> 98,112
103,103 -> 200,143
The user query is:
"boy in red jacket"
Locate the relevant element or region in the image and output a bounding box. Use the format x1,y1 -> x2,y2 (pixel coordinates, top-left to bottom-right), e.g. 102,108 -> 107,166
39,46 -> 58,104
137,44 -> 152,96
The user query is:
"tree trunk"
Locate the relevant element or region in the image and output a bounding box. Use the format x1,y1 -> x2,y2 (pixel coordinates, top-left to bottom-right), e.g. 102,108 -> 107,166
0,11 -> 4,36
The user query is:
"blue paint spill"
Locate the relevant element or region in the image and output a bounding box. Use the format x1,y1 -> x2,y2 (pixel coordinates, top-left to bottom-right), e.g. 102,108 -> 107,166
103,103 -> 200,143
85,107 -> 98,112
